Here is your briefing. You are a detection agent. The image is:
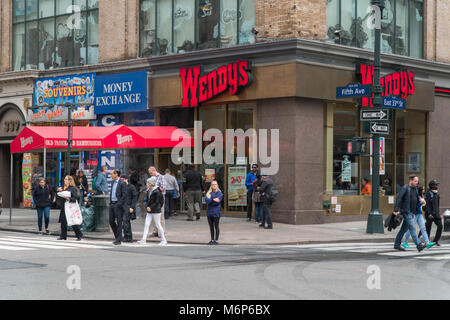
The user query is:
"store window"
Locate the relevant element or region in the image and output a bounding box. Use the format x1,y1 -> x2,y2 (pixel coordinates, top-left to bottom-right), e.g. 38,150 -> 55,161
139,0 -> 255,56
326,103 -> 425,197
326,0 -> 424,58
12,0 -> 99,71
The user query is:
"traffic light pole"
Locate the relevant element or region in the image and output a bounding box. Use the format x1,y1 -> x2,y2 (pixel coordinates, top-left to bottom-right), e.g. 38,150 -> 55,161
367,0 -> 385,234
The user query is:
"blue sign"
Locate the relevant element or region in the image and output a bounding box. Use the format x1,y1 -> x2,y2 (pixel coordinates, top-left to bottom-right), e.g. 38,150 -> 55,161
382,95 -> 406,110
33,73 -> 96,107
336,83 -> 371,99
94,71 -> 148,114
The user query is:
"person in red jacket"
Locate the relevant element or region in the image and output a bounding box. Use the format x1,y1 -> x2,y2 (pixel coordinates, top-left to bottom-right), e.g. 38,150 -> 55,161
361,178 -> 372,195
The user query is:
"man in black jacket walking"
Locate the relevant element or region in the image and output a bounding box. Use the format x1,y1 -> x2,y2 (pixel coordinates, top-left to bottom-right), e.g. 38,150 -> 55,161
183,165 -> 204,221
424,180 -> 443,246
121,175 -> 138,243
393,175 -> 426,252
109,169 -> 127,245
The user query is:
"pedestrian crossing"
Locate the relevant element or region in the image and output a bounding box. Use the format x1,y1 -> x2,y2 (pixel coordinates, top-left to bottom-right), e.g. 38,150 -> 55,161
281,242 -> 450,261
0,236 -> 110,252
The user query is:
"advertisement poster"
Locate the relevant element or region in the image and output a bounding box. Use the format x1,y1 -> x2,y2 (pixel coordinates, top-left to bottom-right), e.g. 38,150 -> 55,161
205,169 -> 215,183
370,137 -> 385,175
22,153 -> 40,208
228,166 -> 247,206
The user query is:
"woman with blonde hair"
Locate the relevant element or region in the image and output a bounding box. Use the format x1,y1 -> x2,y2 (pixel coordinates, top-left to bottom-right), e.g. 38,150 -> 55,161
205,181 -> 223,245
56,175 -> 83,241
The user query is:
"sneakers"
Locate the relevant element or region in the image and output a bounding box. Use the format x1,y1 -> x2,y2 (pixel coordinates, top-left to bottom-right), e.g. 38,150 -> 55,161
159,240 -> 167,246
246,218 -> 252,222
426,242 -> 436,249
435,242 -> 441,247
113,241 -> 121,246
208,240 -> 215,245
417,243 -> 426,252
213,240 -> 219,245
401,242 -> 411,249
394,246 -> 406,251
137,239 -> 146,245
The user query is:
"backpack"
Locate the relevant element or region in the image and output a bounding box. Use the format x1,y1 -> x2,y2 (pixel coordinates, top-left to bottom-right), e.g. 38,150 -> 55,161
92,176 -> 98,191
267,183 -> 279,203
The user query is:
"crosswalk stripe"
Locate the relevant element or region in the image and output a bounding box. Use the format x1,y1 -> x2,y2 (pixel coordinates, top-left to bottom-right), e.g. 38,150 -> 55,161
0,237 -> 109,249
416,254 -> 450,261
0,244 -> 36,251
0,240 -> 74,250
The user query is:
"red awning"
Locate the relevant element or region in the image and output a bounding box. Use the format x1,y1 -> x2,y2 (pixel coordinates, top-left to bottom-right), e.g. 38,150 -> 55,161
130,126 -> 193,148
10,125 -> 191,154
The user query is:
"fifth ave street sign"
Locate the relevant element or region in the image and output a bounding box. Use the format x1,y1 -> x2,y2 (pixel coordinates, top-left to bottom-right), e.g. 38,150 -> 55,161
370,122 -> 390,135
360,109 -> 390,121
336,83 -> 371,98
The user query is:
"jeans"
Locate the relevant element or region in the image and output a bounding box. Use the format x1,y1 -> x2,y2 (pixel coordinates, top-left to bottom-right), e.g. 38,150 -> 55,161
255,202 -> 263,222
404,214 -> 430,244
165,190 -> 175,218
394,211 -> 421,247
36,207 -> 50,231
261,201 -> 273,227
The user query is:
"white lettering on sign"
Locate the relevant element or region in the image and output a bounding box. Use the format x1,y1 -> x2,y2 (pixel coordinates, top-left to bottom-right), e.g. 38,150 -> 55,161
20,137 -> 33,148
74,140 -> 102,147
95,93 -> 142,107
117,135 -> 133,145
103,82 -> 133,94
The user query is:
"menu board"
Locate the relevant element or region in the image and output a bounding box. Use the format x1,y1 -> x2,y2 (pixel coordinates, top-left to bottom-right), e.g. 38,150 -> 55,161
22,153 -> 40,208
228,166 -> 247,207
205,169 -> 215,183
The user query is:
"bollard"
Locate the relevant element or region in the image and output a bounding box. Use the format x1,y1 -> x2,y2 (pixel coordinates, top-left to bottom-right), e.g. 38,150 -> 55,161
93,195 -> 110,232
444,210 -> 450,232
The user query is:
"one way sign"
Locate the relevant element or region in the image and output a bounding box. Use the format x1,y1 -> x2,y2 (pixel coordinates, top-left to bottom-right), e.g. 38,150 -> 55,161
370,122 -> 390,135
360,109 -> 390,121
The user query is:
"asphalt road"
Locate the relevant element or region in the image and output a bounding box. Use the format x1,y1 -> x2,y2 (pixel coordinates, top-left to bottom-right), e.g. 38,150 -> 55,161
0,230 -> 449,300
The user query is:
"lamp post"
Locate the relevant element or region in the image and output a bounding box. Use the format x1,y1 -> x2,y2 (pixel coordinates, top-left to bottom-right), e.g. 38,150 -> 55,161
366,0 -> 385,234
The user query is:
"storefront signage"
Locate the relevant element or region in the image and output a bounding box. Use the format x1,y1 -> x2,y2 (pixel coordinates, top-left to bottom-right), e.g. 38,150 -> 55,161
27,106 -> 96,123
341,156 -> 352,183
360,109 -> 390,121
94,71 -> 148,114
0,106 -> 25,138
180,60 -> 252,107
33,73 -> 95,107
336,83 -> 371,99
357,64 -> 415,107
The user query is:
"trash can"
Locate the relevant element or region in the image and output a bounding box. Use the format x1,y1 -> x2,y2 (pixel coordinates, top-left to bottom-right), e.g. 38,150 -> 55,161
444,210 -> 450,232
93,195 -> 110,232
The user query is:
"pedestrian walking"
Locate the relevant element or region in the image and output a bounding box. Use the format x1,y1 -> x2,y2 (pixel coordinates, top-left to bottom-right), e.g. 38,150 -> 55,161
393,175 -> 427,252
138,177 -> 167,246
245,164 -> 259,222
95,165 -> 109,195
148,166 -> 166,235
205,180 -> 223,245
252,172 -> 264,224
109,169 -> 127,245
57,176 -> 83,241
424,180 -> 443,246
258,175 -> 275,229
401,184 -> 436,249
121,175 -> 138,243
76,170 -> 89,205
32,178 -> 54,235
163,169 -> 179,219
183,164 -> 204,221
137,168 -> 149,218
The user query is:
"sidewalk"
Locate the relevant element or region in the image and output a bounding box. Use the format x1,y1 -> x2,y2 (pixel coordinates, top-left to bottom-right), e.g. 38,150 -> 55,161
0,208 -> 448,245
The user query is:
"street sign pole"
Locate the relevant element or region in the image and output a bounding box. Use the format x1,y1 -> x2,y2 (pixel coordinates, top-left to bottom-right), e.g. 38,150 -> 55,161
367,0 -> 385,234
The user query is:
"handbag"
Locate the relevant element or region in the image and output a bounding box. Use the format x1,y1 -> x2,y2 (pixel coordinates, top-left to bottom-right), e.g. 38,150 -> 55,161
252,190 -> 261,203
65,201 -> 83,226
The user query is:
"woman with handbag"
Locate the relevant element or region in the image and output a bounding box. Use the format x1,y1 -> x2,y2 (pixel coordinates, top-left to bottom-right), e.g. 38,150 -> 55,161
32,178 -> 54,235
57,175 -> 83,241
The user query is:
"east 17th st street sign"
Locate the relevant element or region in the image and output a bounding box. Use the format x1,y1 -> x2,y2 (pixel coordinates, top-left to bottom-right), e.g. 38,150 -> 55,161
370,122 -> 390,135
360,109 -> 390,121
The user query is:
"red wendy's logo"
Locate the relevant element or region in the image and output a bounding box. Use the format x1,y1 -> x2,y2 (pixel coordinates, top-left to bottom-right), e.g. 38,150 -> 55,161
180,60 -> 253,108
357,64 -> 415,107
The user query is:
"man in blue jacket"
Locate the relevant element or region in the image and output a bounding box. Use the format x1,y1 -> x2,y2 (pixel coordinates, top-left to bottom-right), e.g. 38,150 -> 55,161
393,175 -> 426,252
245,164 -> 259,222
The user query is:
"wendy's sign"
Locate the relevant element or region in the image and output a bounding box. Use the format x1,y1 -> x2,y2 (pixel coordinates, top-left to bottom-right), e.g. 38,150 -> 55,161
180,60 -> 253,107
357,64 -> 415,107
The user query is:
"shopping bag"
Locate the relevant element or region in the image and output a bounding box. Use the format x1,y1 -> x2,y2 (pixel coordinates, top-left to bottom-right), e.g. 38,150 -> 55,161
65,201 -> 83,226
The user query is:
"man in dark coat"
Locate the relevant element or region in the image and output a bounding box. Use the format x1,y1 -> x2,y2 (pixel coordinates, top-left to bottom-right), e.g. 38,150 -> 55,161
109,169 -> 127,245
183,164 -> 204,221
424,180 -> 443,246
121,175 -> 138,243
258,175 -> 275,230
393,175 -> 426,252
